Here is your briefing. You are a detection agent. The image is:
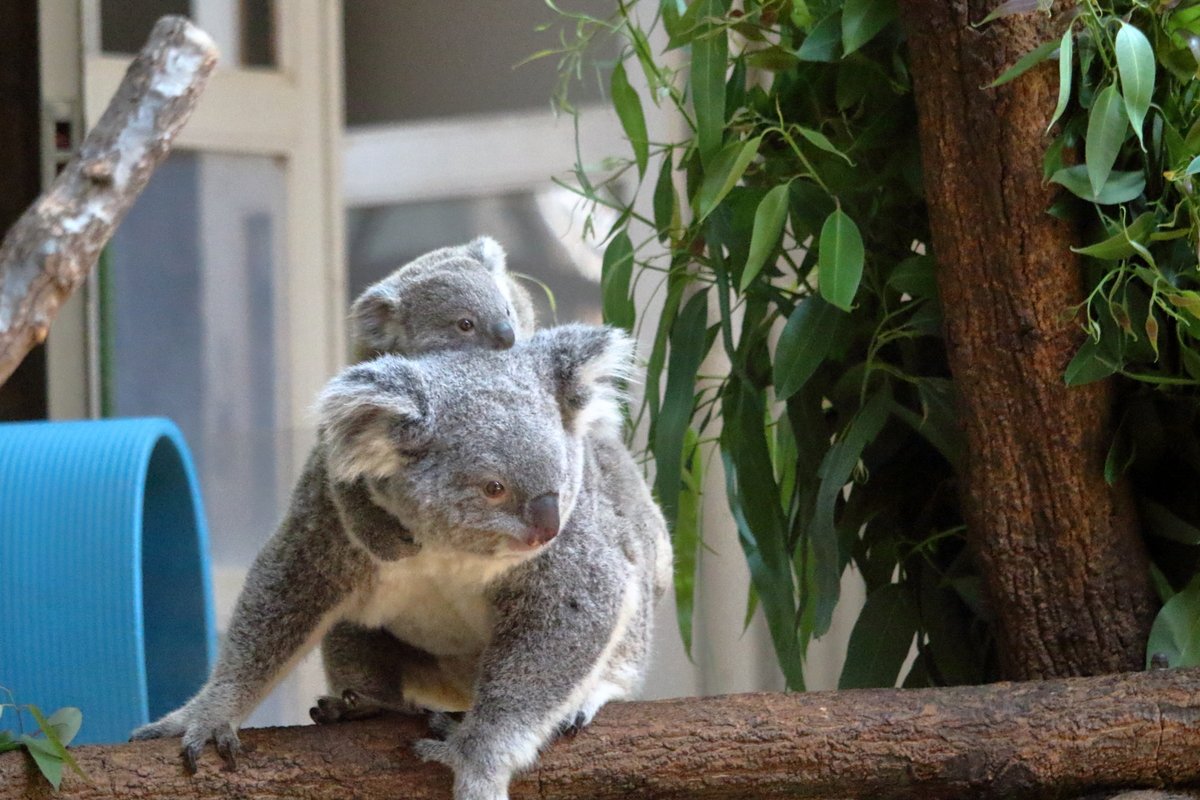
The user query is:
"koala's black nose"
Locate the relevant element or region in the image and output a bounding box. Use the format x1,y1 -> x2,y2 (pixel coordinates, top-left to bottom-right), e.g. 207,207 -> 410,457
525,493 -> 560,546
490,320 -> 516,349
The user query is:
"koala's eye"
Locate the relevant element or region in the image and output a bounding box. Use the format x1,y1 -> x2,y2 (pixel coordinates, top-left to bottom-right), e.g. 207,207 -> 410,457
483,480 -> 506,499
457,318 -> 475,333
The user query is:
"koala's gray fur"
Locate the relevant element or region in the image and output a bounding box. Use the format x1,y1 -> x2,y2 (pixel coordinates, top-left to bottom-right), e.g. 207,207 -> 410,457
131,325 -> 672,800
351,236 -> 536,360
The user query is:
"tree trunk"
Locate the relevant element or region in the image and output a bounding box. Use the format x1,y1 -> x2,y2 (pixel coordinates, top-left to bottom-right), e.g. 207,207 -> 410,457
0,15 -> 217,388
896,0 -> 1158,679
5,669 -> 1200,799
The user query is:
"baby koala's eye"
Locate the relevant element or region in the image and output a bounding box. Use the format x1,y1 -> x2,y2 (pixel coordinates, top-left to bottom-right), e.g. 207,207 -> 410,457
483,480 -> 506,499
457,318 -> 475,333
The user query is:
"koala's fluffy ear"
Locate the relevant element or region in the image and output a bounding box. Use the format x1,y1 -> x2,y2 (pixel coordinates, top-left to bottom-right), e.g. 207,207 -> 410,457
349,282 -> 400,354
535,324 -> 636,436
465,236 -> 507,277
317,357 -> 432,482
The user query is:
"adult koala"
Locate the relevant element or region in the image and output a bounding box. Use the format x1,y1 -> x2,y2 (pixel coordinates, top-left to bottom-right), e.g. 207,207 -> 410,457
133,325 -> 671,800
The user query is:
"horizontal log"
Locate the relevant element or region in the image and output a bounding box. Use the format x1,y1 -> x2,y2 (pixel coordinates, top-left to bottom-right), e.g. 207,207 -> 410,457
0,15 -> 217,387
3,668 -> 1200,799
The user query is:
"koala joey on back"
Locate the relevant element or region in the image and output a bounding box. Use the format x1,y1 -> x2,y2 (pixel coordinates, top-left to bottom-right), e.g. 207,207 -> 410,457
351,236 -> 536,360
131,325 -> 672,800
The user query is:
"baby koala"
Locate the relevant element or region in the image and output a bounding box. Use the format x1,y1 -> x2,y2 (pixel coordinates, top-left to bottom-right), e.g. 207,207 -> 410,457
351,236 -> 536,360
132,325 -> 670,800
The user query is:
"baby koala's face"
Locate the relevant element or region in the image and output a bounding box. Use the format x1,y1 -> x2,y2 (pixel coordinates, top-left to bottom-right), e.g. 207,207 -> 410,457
350,239 -> 530,359
396,267 -> 518,354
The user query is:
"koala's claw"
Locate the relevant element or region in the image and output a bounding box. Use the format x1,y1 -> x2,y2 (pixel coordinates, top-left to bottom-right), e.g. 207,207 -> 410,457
179,723 -> 240,773
556,710 -> 589,738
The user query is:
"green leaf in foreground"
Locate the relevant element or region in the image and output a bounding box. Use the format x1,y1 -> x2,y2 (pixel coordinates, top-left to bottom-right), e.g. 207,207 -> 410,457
818,209 -> 865,311
841,0 -> 897,56
741,183 -> 791,290
691,0 -> 728,167
1071,212 -> 1156,260
601,230 -> 636,331
839,583 -> 920,689
774,295 -> 843,400
797,12 -> 842,62
610,61 -> 649,178
1051,165 -> 1145,205
1147,575 -> 1200,668
1085,83 -> 1129,196
796,126 -> 854,164
1047,27 -> 1073,132
694,137 -> 762,221
988,39 -> 1058,88
1115,22 -> 1154,149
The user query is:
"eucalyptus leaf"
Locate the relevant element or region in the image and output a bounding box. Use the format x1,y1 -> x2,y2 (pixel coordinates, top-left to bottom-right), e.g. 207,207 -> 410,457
839,583 -> 919,689
19,735 -> 63,790
1051,165 -> 1145,205
1071,212 -> 1156,260
978,0 -> 1042,25
796,126 -> 854,164
653,290 -> 711,526
610,61 -> 649,178
818,209 -> 865,311
1141,497 -> 1200,545
796,12 -> 843,62
775,295 -> 844,399
741,183 -> 791,290
842,0 -> 897,56
811,390 -> 892,637
695,137 -> 762,221
1085,84 -> 1129,197
1047,27 -> 1073,132
673,427 -> 703,656
601,230 -> 636,331
1146,575 -> 1200,668
691,0 -> 728,167
653,154 -> 678,242
1186,155 -> 1200,176
1115,22 -> 1154,149
1064,336 -> 1119,386
988,39 -> 1058,88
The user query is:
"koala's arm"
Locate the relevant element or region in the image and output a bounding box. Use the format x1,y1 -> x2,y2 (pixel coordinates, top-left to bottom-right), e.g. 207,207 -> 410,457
330,478 -> 421,561
131,455 -> 370,770
415,541 -> 627,800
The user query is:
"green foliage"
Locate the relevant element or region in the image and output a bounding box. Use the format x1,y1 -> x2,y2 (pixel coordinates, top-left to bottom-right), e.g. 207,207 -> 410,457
0,687 -> 88,791
544,0 -> 984,690
546,0 -> 1200,685
1038,0 -> 1200,665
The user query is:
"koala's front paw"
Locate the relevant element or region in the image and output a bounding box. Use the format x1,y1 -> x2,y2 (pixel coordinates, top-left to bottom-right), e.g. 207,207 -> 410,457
131,713 -> 240,773
555,709 -> 590,738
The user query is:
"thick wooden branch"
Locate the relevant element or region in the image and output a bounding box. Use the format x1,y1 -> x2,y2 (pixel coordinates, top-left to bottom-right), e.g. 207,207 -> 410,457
0,16 -> 217,387
4,669 -> 1200,799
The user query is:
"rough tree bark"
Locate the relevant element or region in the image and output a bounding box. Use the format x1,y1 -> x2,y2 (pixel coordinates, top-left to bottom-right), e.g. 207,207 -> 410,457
4,669 -> 1200,799
0,15 -> 217,388
896,0 -> 1158,679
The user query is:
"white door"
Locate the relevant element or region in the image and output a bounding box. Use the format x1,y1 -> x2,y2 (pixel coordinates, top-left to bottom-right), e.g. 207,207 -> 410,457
43,0 -> 345,726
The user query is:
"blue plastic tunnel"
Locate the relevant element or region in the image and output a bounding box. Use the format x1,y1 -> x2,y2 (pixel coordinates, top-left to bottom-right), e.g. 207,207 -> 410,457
0,418 -> 216,744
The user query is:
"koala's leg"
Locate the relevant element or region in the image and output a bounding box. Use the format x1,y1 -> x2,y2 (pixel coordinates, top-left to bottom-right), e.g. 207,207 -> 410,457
312,622 -> 421,723
415,553 -> 633,800
131,464 -> 368,772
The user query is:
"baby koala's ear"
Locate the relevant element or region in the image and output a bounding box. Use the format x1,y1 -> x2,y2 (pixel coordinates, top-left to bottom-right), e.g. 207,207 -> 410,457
465,235 -> 507,277
317,356 -> 433,482
349,282 -> 401,354
532,324 -> 636,437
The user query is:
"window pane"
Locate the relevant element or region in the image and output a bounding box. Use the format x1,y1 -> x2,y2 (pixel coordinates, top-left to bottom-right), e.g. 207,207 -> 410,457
346,189 -> 603,327
104,152 -> 288,569
100,0 -> 277,69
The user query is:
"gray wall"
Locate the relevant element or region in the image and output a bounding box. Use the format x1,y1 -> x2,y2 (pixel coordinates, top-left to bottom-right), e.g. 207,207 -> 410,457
343,0 -> 606,125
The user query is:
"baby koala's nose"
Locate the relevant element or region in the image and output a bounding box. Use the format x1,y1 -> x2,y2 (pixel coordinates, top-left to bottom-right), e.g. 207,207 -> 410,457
490,320 -> 516,349
524,493 -> 560,546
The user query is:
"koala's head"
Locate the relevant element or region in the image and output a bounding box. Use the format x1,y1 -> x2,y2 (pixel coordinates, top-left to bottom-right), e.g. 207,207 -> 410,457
318,324 -> 633,558
350,236 -> 535,358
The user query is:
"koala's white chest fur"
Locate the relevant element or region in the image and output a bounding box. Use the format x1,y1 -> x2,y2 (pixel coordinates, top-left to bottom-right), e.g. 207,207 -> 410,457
351,548 -> 523,657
